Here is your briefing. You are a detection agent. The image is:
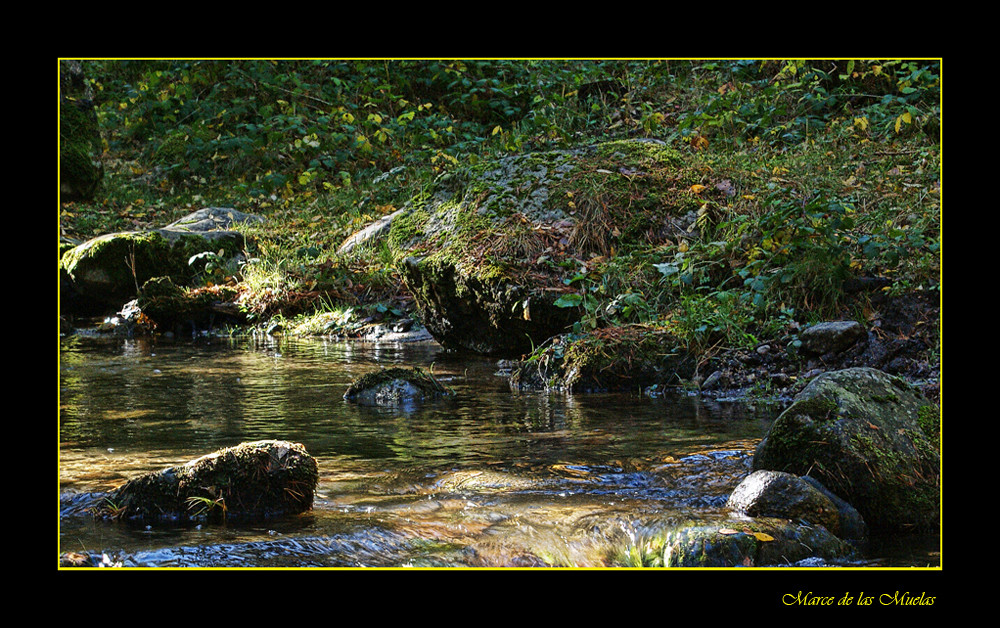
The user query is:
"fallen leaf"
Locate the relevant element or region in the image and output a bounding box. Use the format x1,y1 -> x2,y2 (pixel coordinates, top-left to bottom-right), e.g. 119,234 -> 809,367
718,528 -> 739,535
753,532 -> 775,542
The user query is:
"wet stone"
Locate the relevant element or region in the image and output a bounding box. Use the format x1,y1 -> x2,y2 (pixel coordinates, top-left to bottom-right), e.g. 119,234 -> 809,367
799,321 -> 865,355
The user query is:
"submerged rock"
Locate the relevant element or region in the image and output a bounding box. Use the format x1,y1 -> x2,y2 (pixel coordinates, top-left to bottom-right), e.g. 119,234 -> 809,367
98,440 -> 318,523
344,367 -> 453,407
653,517 -> 858,567
612,514 -> 858,568
752,367 -> 940,533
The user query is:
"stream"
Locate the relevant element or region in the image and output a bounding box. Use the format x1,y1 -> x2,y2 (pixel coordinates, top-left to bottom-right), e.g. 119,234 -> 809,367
58,333 -> 940,569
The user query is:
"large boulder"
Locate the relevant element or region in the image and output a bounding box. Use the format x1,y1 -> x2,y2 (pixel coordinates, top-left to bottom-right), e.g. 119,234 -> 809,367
401,254 -> 578,357
60,208 -> 262,314
98,440 -> 318,523
752,367 -> 940,533
362,139 -> 707,357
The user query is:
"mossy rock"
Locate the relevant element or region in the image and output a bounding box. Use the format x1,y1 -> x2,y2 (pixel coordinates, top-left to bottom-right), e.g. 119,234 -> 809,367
99,440 -> 319,524
136,276 -> 244,332
402,255 -> 577,356
381,139 -> 704,357
343,367 -> 453,407
753,367 -> 940,533
60,208 -> 260,314
510,325 -> 696,392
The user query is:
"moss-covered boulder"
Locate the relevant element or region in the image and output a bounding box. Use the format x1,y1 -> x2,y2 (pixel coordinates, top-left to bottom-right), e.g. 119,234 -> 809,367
344,367 -> 454,407
373,139 -> 706,357
752,367 -> 940,533
510,324 -> 696,392
60,208 -> 262,314
98,440 -> 318,523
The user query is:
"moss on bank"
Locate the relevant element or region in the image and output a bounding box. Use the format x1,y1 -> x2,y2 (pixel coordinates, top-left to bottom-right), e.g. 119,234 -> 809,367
511,324 -> 696,392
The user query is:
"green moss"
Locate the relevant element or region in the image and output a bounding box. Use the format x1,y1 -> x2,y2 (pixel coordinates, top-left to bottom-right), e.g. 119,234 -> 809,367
870,393 -> 900,403
785,395 -> 840,421
387,206 -> 430,251
593,138 -> 682,168
917,404 -> 940,442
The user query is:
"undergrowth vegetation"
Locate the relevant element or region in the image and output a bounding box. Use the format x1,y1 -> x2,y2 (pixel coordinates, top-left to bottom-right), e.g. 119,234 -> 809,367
60,58 -> 941,359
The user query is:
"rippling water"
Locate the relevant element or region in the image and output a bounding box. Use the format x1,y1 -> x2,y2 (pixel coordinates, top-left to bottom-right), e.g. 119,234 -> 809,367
58,333 -> 939,569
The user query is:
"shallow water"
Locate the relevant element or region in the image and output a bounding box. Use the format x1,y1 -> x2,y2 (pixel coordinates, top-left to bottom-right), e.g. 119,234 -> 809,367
58,333 -> 940,569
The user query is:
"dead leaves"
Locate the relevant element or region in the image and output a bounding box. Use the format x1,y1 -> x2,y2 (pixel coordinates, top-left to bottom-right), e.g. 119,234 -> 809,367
718,528 -> 775,543
690,134 -> 709,151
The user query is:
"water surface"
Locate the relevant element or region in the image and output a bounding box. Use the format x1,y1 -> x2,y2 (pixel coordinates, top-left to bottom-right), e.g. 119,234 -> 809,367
58,333 -> 938,569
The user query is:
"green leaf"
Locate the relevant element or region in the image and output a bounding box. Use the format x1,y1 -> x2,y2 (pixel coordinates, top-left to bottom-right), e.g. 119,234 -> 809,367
554,293 -> 583,308
653,262 -> 679,277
